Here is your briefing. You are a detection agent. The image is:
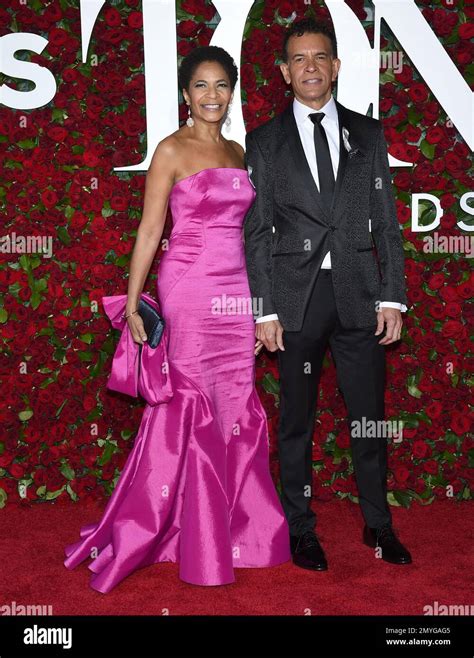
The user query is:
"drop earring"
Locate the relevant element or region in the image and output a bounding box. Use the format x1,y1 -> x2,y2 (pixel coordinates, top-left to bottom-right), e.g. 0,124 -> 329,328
186,105 -> 194,127
224,102 -> 232,131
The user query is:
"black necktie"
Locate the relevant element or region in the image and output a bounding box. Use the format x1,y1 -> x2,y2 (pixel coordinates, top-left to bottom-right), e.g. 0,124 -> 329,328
309,112 -> 335,212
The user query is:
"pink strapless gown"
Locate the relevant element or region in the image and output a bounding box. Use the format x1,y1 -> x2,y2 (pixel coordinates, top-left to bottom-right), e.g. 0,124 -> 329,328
64,167 -> 291,592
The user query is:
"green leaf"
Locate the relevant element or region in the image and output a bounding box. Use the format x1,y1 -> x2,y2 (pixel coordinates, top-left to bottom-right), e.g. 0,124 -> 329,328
403,241 -> 418,253
85,406 -> 102,422
115,253 -> 131,267
98,442 -> 117,466
19,254 -> 31,271
52,108 -> 66,122
90,350 -> 107,378
380,69 -> 395,83
57,225 -> 71,245
79,333 -> 94,344
32,278 -> 47,292
77,351 -> 94,362
420,139 -> 436,160
0,488 -> 7,509
0,308 -> 8,323
406,373 -> 423,399
39,376 -> 57,389
407,106 -> 423,126
18,409 -> 33,421
407,383 -> 422,398
393,490 -> 415,507
55,398 -> 68,418
44,486 -> 66,500
18,139 -> 36,149
30,291 -> 42,310
60,462 -> 75,481
261,372 -> 280,396
66,482 -> 78,501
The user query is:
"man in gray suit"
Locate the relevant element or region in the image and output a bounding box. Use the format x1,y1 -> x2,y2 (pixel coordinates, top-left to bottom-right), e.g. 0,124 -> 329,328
244,18 -> 412,570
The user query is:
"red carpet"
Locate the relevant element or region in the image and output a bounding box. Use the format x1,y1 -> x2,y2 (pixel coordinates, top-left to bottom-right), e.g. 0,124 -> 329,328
1,499 -> 471,616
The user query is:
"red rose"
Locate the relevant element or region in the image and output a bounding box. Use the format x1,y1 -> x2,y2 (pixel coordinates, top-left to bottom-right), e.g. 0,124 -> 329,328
458,23 -> 474,39
177,20 -> 199,38
49,27 -> 69,46
423,460 -> 439,475
181,0 -> 204,15
394,466 -> 410,484
427,273 -> 445,290
278,1 -> 295,18
445,302 -> 462,318
425,126 -> 445,144
457,278 -> 473,300
395,65 -> 412,85
441,320 -> 465,339
412,440 -> 430,459
336,431 -> 350,449
177,40 -> 193,57
425,401 -> 443,419
104,7 -> 121,27
408,83 -> 428,103
9,462 -> 27,479
47,126 -> 68,142
450,412 -> 471,436
127,11 -> 142,28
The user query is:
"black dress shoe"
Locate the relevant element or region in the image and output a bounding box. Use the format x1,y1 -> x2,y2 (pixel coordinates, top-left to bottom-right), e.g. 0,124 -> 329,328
290,531 -> 328,571
363,523 -> 412,564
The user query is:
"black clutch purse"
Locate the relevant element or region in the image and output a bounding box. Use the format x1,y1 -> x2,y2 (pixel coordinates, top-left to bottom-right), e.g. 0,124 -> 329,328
137,297 -> 165,348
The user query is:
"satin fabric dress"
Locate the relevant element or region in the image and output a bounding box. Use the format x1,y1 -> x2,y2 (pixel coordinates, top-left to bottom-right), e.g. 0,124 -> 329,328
64,167 -> 291,592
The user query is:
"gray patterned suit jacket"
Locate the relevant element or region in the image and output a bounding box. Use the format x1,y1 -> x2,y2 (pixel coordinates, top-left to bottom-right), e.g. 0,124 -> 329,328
243,99 -> 408,332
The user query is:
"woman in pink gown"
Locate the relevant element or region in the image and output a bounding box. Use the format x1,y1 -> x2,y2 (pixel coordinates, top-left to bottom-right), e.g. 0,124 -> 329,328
64,46 -> 291,592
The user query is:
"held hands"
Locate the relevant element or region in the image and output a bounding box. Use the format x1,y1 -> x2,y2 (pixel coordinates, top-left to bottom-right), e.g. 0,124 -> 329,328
375,307 -> 403,345
255,319 -> 285,353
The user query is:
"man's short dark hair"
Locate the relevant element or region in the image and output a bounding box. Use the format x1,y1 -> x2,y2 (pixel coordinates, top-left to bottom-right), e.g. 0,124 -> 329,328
282,18 -> 338,61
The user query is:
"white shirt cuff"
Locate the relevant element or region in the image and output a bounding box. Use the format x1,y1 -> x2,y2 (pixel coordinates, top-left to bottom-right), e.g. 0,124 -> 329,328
255,313 -> 279,324
379,302 -> 408,312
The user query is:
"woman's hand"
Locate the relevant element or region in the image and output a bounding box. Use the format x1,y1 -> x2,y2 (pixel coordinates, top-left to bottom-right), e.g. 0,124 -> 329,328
127,312 -> 148,346
254,338 -> 264,356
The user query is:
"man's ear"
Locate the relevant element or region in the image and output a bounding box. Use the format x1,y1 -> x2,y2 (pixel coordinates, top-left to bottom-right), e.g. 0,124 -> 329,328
279,62 -> 291,85
331,57 -> 341,83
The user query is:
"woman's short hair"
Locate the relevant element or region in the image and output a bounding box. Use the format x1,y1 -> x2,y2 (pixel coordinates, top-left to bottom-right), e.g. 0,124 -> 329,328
178,46 -> 238,91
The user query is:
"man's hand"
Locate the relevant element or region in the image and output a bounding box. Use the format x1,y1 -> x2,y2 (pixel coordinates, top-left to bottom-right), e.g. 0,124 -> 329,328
375,307 -> 403,345
256,319 -> 285,352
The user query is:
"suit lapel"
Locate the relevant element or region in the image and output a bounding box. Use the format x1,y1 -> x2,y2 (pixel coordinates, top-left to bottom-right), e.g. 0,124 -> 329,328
280,103 -> 331,224
332,101 -> 369,221
331,101 -> 349,216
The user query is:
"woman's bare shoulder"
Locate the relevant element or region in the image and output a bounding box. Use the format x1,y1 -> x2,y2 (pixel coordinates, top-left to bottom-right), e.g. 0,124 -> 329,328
150,129 -> 189,174
228,139 -> 245,160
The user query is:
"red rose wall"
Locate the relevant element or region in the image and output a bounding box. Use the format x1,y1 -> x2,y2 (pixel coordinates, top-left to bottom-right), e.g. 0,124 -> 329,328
0,0 -> 472,509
